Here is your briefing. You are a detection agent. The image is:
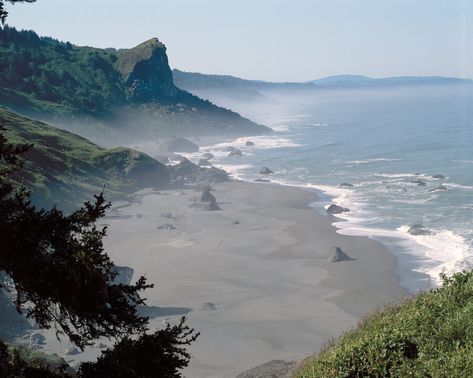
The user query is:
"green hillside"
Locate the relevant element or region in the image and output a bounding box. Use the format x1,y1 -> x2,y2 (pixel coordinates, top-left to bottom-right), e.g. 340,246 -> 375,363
295,271 -> 473,377
0,26 -> 269,140
1,107 -> 169,211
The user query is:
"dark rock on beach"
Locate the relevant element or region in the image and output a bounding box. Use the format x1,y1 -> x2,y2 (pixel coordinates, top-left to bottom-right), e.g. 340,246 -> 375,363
64,346 -> 81,356
410,178 -> 426,186
201,302 -> 217,311
236,360 -> 297,378
111,266 -> 134,285
408,224 -> 432,236
428,185 -> 448,193
202,152 -> 215,160
339,182 -> 354,188
198,158 -> 212,167
259,167 -> 274,174
159,137 -> 199,153
168,157 -> 229,186
224,146 -> 236,152
245,141 -> 255,146
228,149 -> 243,157
157,223 -> 177,230
432,174 -> 445,179
255,178 -> 271,182
201,187 -> 216,203
326,204 -> 349,215
328,247 -> 353,262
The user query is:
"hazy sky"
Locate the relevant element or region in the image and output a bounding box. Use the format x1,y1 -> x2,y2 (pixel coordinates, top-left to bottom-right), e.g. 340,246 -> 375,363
6,0 -> 473,81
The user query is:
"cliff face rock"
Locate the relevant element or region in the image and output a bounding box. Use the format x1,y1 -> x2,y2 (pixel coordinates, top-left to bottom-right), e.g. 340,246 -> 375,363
116,38 -> 178,101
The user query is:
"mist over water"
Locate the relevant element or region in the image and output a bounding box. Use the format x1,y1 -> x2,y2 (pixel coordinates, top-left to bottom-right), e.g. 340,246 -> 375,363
184,85 -> 473,292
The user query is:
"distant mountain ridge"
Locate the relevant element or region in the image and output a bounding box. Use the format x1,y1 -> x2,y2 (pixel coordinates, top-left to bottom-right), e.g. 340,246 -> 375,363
0,26 -> 269,141
173,69 -> 472,92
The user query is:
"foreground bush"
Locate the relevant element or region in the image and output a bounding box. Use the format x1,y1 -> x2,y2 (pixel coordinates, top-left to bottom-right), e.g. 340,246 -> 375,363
295,271 -> 473,377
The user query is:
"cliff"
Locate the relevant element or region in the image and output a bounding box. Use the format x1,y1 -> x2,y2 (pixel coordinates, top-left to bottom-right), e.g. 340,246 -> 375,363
0,27 -> 270,140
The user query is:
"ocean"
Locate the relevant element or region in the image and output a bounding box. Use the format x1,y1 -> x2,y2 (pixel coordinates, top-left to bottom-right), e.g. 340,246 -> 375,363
142,84 -> 473,293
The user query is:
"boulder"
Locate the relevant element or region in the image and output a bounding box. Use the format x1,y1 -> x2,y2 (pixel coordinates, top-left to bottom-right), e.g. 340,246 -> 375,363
254,178 -> 271,182
224,146 -> 236,152
198,158 -> 212,167
259,167 -> 274,175
245,141 -> 255,146
201,187 -> 216,203
111,266 -> 134,285
237,360 -> 297,378
432,174 -> 445,179
159,137 -> 199,153
233,220 -> 240,225
339,182 -> 354,188
428,185 -> 448,193
328,247 -> 352,262
326,204 -> 349,215
65,346 -> 81,356
157,223 -> 177,230
202,152 -> 215,160
30,332 -> 46,345
407,224 -> 432,236
228,149 -> 243,157
201,302 -> 217,311
410,178 -> 426,186
190,201 -> 221,211
196,167 -> 230,185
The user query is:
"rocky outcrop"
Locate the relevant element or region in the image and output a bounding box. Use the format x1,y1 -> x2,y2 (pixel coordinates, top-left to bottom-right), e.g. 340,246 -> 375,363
117,38 -> 178,102
202,152 -> 215,160
428,185 -> 448,193
246,141 -> 255,146
432,174 -> 445,179
112,266 -> 134,285
228,149 -> 243,157
410,178 -> 426,186
407,224 -> 432,236
236,360 -> 297,378
198,159 -> 212,167
167,157 -> 229,186
328,247 -> 353,262
200,186 -> 216,203
339,182 -> 354,188
326,204 -> 349,215
157,223 -> 177,230
259,167 -> 274,174
159,137 -> 199,153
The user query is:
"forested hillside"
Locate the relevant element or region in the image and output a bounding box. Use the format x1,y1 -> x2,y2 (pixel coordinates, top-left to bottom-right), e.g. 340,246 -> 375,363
0,26 -> 269,140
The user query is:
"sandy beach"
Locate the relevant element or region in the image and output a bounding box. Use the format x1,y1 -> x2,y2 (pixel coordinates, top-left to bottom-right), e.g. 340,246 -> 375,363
95,181 -> 406,377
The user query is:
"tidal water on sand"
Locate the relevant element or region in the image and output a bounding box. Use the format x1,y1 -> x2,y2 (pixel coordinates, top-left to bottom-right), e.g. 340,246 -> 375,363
188,85 -> 473,292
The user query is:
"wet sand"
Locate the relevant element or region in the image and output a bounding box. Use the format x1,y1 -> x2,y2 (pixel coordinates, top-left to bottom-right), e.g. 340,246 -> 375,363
99,181 -> 406,377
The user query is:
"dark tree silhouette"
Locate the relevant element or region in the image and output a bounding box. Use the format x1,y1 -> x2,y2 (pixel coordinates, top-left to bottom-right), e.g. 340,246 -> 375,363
80,317 -> 199,378
0,1 -> 36,24
0,126 -> 151,349
0,3 -> 198,376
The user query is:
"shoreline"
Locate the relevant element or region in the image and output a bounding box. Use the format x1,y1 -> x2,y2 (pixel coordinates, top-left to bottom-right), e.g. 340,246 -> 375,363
102,180 -> 407,377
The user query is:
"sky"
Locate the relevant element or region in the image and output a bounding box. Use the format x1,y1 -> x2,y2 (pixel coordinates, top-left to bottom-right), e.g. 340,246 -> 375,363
5,0 -> 473,82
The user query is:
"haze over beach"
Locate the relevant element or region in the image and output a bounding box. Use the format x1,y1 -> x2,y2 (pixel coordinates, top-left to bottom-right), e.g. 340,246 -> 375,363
0,1 -> 473,378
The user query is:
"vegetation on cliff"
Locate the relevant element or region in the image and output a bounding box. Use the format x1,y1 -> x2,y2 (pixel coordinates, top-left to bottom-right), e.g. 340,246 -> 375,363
295,271 -> 473,377
0,107 -> 169,211
0,26 -> 269,138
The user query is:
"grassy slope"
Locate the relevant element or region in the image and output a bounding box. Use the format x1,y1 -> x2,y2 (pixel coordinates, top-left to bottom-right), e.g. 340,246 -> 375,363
1,107 -> 169,211
295,271 -> 473,377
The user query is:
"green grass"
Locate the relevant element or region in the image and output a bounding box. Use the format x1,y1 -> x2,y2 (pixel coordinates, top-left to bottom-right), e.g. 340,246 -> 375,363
295,271 -> 473,378
1,107 -> 169,211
